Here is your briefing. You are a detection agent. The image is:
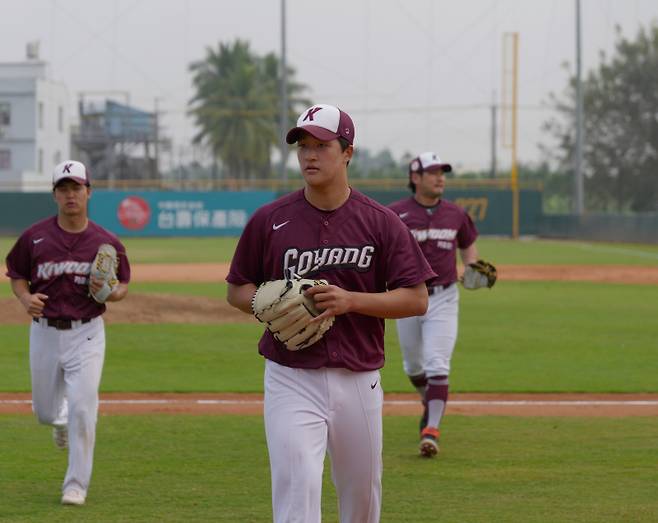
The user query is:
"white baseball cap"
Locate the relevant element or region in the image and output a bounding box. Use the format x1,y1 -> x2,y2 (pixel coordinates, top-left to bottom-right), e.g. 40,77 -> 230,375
52,160 -> 90,187
286,104 -> 355,145
409,152 -> 452,174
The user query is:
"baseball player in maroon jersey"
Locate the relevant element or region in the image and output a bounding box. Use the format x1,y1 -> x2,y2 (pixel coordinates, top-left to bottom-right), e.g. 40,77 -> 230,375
5,160 -> 130,506
388,152 -> 479,458
226,104 -> 435,523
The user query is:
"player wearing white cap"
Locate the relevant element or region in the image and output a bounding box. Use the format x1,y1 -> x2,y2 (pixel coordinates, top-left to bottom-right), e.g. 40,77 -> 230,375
5,161 -> 131,505
388,152 -> 480,458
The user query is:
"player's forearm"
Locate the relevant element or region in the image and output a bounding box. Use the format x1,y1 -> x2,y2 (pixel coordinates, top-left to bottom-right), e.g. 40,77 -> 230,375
459,243 -> 479,266
227,282 -> 258,314
106,283 -> 129,302
349,284 -> 428,319
10,278 -> 30,301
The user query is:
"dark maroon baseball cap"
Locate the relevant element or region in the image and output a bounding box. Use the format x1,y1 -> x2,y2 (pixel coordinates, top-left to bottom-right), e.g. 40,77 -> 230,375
286,104 -> 355,145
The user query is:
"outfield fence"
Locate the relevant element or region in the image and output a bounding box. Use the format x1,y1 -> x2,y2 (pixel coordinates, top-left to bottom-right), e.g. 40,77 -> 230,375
539,213 -> 658,244
2,184 -> 657,243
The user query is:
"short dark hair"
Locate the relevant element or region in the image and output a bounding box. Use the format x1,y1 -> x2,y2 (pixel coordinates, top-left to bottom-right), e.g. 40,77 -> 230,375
408,174 -> 417,193
338,137 -> 352,166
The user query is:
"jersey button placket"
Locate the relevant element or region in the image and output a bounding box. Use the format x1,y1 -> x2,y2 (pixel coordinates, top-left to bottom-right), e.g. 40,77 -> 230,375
321,219 -> 330,244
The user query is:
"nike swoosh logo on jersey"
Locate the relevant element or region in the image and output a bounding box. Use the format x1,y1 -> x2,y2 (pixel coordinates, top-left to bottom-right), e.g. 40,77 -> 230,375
398,212 -> 409,219
272,221 -> 290,230
370,381 -> 378,390
33,238 -> 44,244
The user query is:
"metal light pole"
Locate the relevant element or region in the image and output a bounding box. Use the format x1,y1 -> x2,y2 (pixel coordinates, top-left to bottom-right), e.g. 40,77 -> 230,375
490,91 -> 497,179
278,0 -> 288,185
502,32 -> 519,238
574,0 -> 585,214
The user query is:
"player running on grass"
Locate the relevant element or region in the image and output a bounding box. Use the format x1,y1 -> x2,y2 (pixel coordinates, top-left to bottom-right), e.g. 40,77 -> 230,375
388,151 -> 482,458
5,161 -> 130,505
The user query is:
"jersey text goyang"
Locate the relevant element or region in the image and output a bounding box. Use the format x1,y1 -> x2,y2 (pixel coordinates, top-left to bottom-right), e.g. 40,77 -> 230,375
283,245 -> 375,277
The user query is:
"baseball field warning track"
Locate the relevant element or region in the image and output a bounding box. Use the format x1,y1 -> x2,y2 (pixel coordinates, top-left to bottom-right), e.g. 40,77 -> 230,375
126,263 -> 658,284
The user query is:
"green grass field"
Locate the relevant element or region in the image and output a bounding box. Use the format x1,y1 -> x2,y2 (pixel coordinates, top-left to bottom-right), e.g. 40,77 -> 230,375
1,280 -> 657,393
1,236 -> 657,522
2,415 -> 657,522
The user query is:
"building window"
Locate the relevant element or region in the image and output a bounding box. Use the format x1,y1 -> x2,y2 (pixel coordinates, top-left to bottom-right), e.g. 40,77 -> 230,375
54,150 -> 61,165
0,149 -> 10,170
38,148 -> 43,173
38,102 -> 44,129
0,102 -> 10,126
58,106 -> 64,132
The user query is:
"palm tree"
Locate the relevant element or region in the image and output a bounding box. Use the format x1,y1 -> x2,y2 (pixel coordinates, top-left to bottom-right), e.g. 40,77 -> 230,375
189,40 -> 309,180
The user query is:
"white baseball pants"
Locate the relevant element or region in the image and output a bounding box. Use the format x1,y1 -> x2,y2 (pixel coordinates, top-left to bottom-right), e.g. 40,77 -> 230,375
29,316 -> 105,495
396,284 -> 459,377
264,360 -> 383,523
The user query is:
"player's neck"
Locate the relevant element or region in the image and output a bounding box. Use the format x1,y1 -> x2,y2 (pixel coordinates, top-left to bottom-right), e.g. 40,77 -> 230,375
57,214 -> 89,233
304,182 -> 351,211
414,193 -> 440,207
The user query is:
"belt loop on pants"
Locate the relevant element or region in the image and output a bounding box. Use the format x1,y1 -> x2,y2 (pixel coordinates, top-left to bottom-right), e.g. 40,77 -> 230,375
33,318 -> 93,330
427,283 -> 454,296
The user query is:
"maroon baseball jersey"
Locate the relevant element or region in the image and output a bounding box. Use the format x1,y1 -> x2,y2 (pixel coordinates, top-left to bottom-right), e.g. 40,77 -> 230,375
388,197 -> 478,287
5,216 -> 131,319
227,188 -> 435,371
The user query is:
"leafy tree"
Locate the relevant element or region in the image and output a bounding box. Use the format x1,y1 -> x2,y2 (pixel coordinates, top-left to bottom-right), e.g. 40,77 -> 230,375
188,40 -> 309,179
350,148 -> 407,179
542,24 -> 658,212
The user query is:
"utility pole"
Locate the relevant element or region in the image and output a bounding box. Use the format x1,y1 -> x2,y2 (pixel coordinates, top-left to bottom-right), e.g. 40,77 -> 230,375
574,0 -> 585,214
278,0 -> 288,185
153,97 -> 160,181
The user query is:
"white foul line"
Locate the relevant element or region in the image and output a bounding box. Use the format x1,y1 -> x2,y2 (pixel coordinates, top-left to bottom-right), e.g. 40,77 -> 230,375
2,399 -> 658,407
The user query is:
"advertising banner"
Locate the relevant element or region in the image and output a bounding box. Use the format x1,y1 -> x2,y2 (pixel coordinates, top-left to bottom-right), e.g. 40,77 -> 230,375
89,190 -> 275,236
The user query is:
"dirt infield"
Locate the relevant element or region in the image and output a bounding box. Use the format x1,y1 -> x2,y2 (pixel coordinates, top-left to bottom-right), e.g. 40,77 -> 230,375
126,263 -> 658,285
1,392 -> 657,417
0,292 -> 254,325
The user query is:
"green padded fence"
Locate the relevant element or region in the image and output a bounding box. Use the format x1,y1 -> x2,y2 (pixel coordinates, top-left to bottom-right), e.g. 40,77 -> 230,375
0,193 -> 57,237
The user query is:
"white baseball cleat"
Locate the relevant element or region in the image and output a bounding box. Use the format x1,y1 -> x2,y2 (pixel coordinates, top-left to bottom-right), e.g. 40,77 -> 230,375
53,426 -> 68,450
61,489 -> 86,506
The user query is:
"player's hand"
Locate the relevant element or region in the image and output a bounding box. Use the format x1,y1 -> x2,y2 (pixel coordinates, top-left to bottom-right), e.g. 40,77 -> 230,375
305,284 -> 353,323
89,276 -> 105,295
19,293 -> 48,318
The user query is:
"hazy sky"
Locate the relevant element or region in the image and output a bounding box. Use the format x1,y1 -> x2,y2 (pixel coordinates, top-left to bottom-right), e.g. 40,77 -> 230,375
2,0 -> 657,173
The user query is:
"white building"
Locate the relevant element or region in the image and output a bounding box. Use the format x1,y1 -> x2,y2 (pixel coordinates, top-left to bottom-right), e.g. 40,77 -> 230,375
0,55 -> 69,191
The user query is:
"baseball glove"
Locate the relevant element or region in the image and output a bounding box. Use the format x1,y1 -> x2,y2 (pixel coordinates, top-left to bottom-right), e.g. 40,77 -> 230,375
461,259 -> 497,290
252,276 -> 335,351
89,243 -> 119,303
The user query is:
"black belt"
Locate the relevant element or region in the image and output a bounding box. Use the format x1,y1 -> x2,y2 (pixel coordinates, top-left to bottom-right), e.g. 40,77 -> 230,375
33,318 -> 92,330
427,283 -> 454,296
